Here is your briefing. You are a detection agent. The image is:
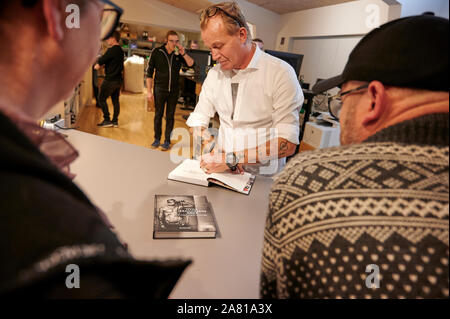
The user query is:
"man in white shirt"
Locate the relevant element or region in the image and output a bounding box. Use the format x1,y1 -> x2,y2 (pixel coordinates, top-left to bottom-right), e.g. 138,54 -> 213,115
186,2 -> 304,176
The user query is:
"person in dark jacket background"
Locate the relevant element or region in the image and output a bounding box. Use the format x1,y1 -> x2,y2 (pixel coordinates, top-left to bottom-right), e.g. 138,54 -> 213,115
261,14 -> 449,299
0,0 -> 189,298
95,31 -> 125,128
146,30 -> 194,151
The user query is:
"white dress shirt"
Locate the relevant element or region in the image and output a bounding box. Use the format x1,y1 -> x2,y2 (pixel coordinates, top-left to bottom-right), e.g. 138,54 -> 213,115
186,45 -> 304,175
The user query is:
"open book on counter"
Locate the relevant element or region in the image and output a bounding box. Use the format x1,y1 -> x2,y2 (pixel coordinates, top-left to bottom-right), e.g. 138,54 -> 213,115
168,159 -> 255,195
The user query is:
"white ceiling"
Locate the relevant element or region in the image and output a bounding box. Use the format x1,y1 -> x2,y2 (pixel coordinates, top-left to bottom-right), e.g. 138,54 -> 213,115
157,0 -> 358,15
245,0 -> 357,14
157,0 -> 213,14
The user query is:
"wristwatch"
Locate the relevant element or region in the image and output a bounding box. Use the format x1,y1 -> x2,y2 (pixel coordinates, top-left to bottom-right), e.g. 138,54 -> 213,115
225,152 -> 239,171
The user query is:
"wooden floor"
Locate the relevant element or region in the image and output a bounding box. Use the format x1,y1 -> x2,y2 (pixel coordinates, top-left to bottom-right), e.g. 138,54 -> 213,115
76,89 -> 196,157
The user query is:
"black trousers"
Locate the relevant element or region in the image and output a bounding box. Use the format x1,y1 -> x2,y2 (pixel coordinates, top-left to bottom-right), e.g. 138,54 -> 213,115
154,87 -> 179,142
92,66 -> 100,106
99,80 -> 121,122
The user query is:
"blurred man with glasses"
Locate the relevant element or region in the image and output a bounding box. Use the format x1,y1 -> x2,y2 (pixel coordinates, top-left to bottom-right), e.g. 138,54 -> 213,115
261,14 -> 448,299
146,30 -> 194,151
0,0 -> 189,298
186,2 -> 303,176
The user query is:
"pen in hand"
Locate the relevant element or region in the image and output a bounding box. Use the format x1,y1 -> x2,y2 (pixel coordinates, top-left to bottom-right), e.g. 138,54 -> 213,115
207,141 -> 215,154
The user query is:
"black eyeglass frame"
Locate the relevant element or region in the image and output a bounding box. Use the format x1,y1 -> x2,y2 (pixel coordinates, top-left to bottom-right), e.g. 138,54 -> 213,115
327,83 -> 369,120
20,0 -> 123,41
203,6 -> 244,28
100,0 -> 123,41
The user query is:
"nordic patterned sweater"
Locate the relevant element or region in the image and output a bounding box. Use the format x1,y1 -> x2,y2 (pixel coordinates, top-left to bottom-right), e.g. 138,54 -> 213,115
261,113 -> 449,299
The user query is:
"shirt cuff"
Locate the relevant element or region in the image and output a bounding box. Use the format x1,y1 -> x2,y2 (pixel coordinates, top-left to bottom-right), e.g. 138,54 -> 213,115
186,112 -> 210,128
275,123 -> 299,145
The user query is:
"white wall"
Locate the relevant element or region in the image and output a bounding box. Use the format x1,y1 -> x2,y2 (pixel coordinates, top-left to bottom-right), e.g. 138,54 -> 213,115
292,36 -> 363,86
398,0 -> 449,18
277,0 -> 401,50
276,0 -> 402,87
114,0 -> 201,32
209,0 -> 282,50
114,0 -> 281,50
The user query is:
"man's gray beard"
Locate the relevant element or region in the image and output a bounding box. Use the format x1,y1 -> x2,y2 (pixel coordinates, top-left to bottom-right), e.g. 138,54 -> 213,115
340,115 -> 359,145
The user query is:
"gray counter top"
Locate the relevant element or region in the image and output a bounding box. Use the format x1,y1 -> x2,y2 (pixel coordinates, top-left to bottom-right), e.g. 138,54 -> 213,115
66,130 -> 274,298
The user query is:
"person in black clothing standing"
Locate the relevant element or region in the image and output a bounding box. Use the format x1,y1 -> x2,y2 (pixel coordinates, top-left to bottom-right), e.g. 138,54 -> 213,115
0,0 -> 190,298
96,31 -> 124,127
92,64 -> 100,108
146,30 -> 194,150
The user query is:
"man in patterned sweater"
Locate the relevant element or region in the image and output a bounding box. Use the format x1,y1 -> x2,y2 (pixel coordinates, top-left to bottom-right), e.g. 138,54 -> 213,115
261,15 -> 449,299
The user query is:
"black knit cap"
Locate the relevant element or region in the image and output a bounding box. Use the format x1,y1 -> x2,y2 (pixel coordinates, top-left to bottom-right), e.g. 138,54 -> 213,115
313,14 -> 449,94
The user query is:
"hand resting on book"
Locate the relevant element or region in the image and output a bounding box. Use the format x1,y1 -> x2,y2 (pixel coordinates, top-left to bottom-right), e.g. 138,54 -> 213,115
200,152 -> 244,175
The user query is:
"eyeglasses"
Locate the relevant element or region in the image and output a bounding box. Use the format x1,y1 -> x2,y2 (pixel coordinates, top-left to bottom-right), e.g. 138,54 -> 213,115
100,0 -> 123,41
20,0 -> 122,41
202,6 -> 243,28
327,84 -> 369,120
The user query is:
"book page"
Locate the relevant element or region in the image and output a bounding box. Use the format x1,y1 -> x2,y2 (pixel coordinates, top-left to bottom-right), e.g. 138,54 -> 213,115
209,171 -> 253,193
176,159 -> 208,177
168,159 -> 209,186
168,159 -> 255,193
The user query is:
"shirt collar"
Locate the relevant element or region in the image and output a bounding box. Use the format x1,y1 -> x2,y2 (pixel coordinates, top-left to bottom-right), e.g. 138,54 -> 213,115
221,43 -> 262,77
0,105 -> 79,180
246,44 -> 263,70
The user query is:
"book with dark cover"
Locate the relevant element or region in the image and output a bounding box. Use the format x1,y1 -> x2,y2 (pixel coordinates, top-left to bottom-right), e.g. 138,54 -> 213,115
153,195 -> 217,239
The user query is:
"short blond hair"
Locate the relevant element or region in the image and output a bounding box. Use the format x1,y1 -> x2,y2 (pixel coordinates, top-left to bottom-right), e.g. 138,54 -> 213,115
200,2 -> 252,43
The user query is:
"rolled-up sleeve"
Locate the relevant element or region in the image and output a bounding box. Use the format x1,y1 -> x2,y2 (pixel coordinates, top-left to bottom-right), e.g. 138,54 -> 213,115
272,65 -> 304,145
186,72 -> 217,128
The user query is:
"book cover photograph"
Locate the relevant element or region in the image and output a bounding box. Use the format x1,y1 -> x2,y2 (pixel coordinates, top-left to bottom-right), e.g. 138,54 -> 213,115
153,195 -> 217,239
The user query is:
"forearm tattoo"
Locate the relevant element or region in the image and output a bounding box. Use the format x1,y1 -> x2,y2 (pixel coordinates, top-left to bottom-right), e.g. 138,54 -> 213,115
279,140 -> 289,157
